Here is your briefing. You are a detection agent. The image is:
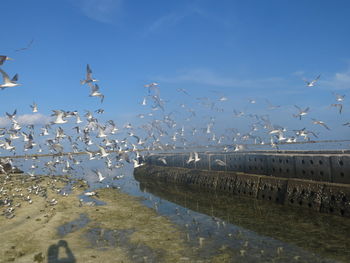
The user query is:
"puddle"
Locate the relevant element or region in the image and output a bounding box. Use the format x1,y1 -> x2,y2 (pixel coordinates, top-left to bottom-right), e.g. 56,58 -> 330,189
57,213 -> 90,237
78,194 -> 107,206
86,228 -> 164,262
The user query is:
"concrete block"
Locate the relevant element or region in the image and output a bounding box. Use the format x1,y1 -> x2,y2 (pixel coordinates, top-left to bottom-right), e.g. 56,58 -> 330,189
285,179 -> 324,211
330,155 -> 350,184
320,183 -> 350,217
172,154 -> 184,167
216,173 -> 232,192
200,171 -> 219,190
210,154 -> 227,171
226,153 -> 246,172
294,155 -> 332,182
257,176 -> 288,204
194,153 -> 210,170
244,154 -> 268,175
145,155 -> 156,165
232,173 -> 260,198
267,154 -> 295,178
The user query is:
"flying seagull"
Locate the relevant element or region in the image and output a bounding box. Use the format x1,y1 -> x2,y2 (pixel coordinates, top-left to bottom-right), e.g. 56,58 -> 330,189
30,102 -> 38,113
303,75 -> 320,87
15,39 -> 34,52
0,68 -> 20,90
81,64 -> 98,85
89,84 -> 104,103
0,55 -> 13,65
311,119 -> 330,130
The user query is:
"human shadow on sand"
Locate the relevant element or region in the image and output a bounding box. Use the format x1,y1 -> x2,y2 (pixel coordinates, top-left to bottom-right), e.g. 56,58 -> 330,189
47,240 -> 76,263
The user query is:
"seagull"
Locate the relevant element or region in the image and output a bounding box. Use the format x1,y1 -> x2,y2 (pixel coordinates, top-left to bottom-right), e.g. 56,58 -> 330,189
303,75 -> 320,87
186,152 -> 194,164
51,110 -> 68,124
157,157 -> 167,165
15,39 -> 34,52
311,119 -> 330,130
333,93 -> 345,102
98,145 -> 109,158
6,109 -> 17,120
0,68 -> 20,90
194,152 -> 200,163
0,55 -> 13,65
30,102 -> 38,113
95,108 -> 104,114
265,99 -> 280,110
145,82 -> 159,94
81,64 -> 98,85
177,88 -> 189,96
92,169 -> 105,182
214,159 -> 226,166
330,103 -> 343,114
133,158 -> 144,168
293,105 -> 309,120
89,84 -> 104,103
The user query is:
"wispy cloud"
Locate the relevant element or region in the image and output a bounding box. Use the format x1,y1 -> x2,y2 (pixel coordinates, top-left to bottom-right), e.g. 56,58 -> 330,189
143,12 -> 187,36
143,4 -> 235,36
0,114 -> 50,127
155,68 -> 284,89
324,68 -> 350,90
71,0 -> 123,24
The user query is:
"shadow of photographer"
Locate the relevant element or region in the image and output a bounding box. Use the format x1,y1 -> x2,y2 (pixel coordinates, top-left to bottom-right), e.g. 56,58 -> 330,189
47,240 -> 76,263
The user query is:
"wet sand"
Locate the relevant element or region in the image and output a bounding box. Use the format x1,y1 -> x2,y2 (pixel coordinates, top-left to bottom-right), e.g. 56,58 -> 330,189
0,173 -> 224,263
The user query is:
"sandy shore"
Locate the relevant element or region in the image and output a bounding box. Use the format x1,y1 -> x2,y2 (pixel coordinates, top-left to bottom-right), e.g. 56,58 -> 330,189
0,173 -> 229,263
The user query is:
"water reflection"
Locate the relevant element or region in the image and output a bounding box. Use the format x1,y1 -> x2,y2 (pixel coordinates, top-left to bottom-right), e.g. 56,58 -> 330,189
10,155 -> 350,262
135,175 -> 350,263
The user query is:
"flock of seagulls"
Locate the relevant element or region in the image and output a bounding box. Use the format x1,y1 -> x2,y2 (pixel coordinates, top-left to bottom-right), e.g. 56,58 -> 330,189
0,53 -> 349,220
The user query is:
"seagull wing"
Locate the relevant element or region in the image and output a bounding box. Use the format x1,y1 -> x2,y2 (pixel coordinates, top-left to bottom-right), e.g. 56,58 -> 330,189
0,56 -> 6,65
294,105 -> 301,111
11,74 -> 18,82
0,68 -> 11,83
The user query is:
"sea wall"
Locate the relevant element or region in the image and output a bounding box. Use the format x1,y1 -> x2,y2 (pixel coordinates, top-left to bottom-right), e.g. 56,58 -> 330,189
145,151 -> 350,184
137,150 -> 350,218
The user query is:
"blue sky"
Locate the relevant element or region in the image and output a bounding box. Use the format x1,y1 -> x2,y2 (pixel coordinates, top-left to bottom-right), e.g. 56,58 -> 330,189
1,0 -> 350,142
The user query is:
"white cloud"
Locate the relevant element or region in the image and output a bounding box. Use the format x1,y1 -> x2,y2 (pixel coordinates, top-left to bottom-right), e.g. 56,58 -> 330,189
320,68 -> 350,90
71,0 -> 123,23
0,114 -> 51,127
17,114 -> 51,125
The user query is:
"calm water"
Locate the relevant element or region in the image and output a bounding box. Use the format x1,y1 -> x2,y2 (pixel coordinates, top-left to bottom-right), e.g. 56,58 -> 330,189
13,155 -> 350,262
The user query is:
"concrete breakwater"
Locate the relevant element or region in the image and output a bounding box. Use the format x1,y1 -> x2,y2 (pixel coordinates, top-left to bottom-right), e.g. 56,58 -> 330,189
145,150 -> 350,184
137,150 -> 350,218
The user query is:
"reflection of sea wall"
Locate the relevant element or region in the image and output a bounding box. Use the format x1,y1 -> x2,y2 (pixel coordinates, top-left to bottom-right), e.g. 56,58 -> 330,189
134,173 -> 350,262
135,155 -> 350,218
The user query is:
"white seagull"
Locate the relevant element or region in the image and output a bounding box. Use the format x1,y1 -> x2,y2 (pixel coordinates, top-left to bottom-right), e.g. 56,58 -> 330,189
30,102 -> 38,113
0,68 -> 20,90
303,75 -> 320,87
81,64 -> 98,85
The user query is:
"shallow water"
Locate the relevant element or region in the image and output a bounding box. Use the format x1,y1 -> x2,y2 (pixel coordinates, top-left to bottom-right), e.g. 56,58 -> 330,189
11,155 -> 350,262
